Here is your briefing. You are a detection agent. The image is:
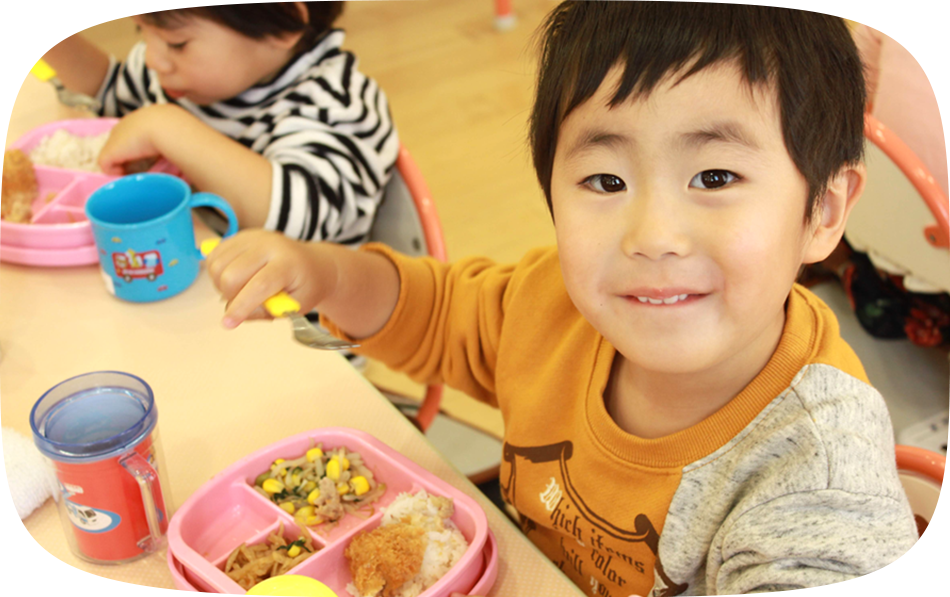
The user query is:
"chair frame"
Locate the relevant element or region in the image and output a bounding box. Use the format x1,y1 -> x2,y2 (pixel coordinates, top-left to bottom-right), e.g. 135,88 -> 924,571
896,444 -> 945,484
864,114 -> 949,249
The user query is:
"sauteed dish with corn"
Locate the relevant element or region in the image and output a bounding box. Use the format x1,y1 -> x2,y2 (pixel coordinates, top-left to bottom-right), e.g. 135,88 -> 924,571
252,443 -> 386,529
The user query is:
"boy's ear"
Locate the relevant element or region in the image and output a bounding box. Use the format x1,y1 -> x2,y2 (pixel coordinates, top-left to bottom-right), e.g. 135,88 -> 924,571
268,3 -> 309,49
802,162 -> 867,264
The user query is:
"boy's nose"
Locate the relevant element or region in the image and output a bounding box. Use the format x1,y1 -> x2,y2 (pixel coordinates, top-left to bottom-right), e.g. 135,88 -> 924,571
620,193 -> 690,261
144,42 -> 174,75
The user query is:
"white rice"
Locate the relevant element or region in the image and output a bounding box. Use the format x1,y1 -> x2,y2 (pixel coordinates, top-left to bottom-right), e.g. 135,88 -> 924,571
347,490 -> 469,597
29,129 -> 109,172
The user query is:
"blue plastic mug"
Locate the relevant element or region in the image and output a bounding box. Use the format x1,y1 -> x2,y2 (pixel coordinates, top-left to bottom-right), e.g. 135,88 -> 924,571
85,173 -> 238,302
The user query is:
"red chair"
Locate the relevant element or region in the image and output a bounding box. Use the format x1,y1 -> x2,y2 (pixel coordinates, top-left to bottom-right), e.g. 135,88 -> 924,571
844,114 -> 950,293
367,145 -> 447,431
895,444 -> 945,537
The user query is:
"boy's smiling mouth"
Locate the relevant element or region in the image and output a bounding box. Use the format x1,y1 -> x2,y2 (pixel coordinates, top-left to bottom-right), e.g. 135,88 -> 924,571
634,293 -> 689,305
622,289 -> 705,306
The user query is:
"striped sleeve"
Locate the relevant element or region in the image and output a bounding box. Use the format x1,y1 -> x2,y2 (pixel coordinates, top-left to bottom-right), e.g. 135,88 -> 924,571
259,54 -> 399,243
95,42 -> 162,117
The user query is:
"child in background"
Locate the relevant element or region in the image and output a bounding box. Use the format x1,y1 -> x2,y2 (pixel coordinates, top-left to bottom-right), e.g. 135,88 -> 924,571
206,3 -> 918,596
42,2 -> 398,244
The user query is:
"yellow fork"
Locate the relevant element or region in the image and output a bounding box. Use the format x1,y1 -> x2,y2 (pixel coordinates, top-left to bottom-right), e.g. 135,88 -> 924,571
31,59 -> 102,112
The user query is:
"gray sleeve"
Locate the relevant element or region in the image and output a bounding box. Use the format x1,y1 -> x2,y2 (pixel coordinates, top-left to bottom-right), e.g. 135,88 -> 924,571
714,488 -> 918,594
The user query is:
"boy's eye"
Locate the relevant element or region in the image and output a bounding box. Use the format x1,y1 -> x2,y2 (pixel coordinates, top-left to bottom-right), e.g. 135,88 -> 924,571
167,41 -> 188,51
585,174 -> 627,193
689,170 -> 738,189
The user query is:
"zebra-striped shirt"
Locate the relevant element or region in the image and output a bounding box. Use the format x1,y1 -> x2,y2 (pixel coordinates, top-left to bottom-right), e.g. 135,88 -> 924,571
95,29 -> 399,243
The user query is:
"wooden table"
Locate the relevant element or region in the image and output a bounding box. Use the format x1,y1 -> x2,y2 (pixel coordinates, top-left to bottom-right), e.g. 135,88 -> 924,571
0,75 -> 580,596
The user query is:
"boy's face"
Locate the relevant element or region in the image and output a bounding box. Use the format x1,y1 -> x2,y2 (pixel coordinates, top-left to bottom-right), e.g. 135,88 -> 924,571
551,62 -> 824,379
133,16 -> 298,105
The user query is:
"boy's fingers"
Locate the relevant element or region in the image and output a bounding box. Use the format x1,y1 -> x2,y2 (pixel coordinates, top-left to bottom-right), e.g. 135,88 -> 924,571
224,301 -> 269,322
222,267 -> 288,328
214,247 -> 275,302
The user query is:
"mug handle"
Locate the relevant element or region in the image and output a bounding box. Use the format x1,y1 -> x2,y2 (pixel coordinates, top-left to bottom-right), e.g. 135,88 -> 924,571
189,192 -> 239,259
119,451 -> 167,554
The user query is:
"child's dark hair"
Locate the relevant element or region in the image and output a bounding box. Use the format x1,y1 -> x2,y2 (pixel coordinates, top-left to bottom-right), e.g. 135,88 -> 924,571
141,2 -> 344,52
529,1 -> 866,222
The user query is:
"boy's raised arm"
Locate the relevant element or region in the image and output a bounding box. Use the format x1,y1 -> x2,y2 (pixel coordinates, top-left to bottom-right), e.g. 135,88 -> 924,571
205,229 -> 400,339
0,4 -> 109,96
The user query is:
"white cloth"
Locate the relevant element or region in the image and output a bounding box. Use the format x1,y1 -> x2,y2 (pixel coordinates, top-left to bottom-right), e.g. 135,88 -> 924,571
2,427 -> 57,519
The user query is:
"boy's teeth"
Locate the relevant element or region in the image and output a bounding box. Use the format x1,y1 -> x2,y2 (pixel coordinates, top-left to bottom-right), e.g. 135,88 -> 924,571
636,294 -> 689,305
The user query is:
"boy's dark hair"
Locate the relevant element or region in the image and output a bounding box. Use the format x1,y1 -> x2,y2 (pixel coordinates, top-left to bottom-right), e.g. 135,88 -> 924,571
529,1 -> 866,222
141,2 -> 344,52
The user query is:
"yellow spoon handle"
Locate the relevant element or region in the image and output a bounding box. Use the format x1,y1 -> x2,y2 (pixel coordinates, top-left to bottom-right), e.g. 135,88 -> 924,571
200,238 -> 301,317
7,40 -> 56,81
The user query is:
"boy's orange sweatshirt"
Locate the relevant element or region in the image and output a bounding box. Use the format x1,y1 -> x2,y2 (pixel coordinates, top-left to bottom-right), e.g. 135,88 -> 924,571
324,244 -> 917,596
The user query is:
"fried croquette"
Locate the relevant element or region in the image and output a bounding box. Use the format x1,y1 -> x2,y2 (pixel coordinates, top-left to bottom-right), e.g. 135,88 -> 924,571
344,491 -> 469,597
1,149 -> 37,223
345,522 -> 426,597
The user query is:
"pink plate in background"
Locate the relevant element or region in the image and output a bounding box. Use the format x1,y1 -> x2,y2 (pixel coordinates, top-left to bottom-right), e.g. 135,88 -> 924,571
166,427 -> 497,596
1,118 -> 179,267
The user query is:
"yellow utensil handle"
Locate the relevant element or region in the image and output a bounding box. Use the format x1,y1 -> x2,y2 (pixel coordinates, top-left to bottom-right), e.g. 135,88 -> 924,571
199,238 -> 221,257
263,293 -> 301,317
199,238 -> 301,317
7,40 -> 56,81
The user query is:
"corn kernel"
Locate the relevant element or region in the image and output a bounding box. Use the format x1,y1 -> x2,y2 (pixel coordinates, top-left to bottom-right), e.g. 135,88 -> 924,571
305,515 -> 322,526
279,502 -> 295,514
336,482 -> 350,495
295,506 -> 315,519
340,456 -> 350,471
351,476 -> 370,496
326,459 -> 341,481
306,448 -> 323,463
291,473 -> 302,487
262,479 -> 285,494
307,488 -> 321,504
287,544 -> 301,558
302,481 -> 317,493
270,458 -> 285,471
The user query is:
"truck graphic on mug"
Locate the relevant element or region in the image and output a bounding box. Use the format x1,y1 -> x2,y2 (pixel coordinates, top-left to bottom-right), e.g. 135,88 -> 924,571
64,499 -> 121,533
112,249 -> 163,282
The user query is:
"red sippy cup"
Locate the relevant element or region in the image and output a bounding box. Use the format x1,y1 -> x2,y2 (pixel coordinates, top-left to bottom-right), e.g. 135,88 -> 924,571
30,371 -> 171,563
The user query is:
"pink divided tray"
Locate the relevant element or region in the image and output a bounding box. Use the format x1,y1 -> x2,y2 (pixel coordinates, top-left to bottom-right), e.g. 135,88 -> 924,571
1,119 -> 178,267
166,427 -> 498,596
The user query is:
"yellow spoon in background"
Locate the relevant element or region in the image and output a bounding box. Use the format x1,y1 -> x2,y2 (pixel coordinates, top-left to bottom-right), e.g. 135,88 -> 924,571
200,238 -> 359,350
31,59 -> 102,112
246,575 -> 338,596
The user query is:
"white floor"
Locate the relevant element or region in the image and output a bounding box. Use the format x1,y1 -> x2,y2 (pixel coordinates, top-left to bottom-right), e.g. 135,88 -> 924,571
810,281 -> 949,453
426,413 -> 503,481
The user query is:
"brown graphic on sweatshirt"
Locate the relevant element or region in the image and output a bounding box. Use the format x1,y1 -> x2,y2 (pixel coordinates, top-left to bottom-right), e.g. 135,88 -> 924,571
501,440 -> 687,597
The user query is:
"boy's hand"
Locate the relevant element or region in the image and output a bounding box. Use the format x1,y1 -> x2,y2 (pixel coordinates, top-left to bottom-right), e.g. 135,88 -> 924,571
99,103 -> 273,229
97,104 -> 176,176
0,3 -> 63,57
205,229 -> 336,329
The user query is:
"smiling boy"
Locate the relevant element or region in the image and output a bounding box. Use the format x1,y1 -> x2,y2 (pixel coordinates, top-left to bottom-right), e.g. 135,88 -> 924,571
206,3 -> 918,595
